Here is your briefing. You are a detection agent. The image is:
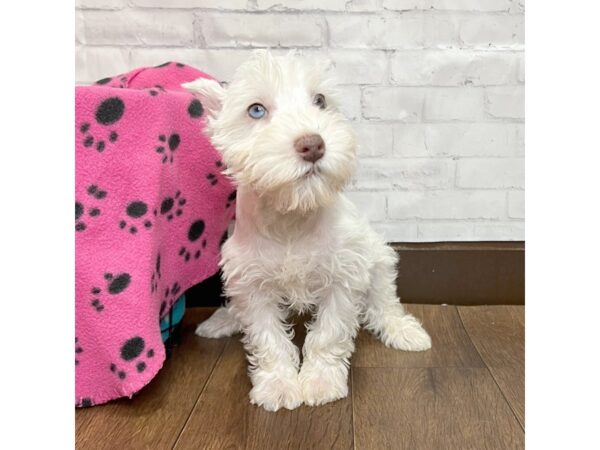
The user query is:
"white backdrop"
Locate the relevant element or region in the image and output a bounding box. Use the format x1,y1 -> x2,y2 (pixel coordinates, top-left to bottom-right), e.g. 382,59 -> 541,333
75,0 -> 525,242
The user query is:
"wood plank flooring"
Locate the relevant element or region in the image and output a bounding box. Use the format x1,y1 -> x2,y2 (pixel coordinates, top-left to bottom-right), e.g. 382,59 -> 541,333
458,306 -> 525,428
76,305 -> 524,449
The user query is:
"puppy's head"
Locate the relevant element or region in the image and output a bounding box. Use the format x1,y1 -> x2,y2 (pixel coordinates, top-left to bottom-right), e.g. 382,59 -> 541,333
183,50 -> 357,214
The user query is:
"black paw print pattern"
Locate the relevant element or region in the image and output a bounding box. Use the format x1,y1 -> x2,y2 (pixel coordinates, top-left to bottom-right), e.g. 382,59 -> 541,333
226,190 -> 236,209
206,160 -> 224,186
79,97 -> 124,153
119,201 -> 152,234
206,173 -> 218,186
151,253 -> 161,294
90,272 -> 131,312
77,398 -> 94,408
76,185 -> 107,232
75,337 -> 83,366
188,98 -> 203,118
179,219 -> 206,262
110,336 -> 155,380
148,85 -> 166,97
153,191 -> 186,222
155,61 -> 185,69
155,133 -> 180,164
159,282 -> 182,317
95,77 -> 112,85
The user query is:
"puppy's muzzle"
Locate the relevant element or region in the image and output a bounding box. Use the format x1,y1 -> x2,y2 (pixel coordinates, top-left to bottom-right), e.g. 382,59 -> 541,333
294,134 -> 325,163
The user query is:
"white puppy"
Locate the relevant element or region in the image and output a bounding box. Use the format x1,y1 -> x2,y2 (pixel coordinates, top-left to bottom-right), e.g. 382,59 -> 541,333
184,50 -> 431,412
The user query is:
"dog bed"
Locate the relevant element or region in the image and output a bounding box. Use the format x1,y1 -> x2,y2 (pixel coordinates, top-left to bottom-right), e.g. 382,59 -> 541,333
75,62 -> 235,407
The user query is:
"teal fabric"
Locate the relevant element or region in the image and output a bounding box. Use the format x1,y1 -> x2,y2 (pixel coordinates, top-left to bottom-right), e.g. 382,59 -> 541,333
161,294 -> 186,342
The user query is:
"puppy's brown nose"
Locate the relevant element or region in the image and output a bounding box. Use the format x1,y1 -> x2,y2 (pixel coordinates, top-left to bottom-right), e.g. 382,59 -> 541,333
294,134 -> 325,163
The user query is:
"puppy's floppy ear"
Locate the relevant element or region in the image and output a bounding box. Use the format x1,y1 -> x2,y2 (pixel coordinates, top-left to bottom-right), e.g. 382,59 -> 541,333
182,78 -> 226,118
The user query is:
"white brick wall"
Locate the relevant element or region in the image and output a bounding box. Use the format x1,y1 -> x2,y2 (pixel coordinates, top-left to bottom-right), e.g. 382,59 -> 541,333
75,0 -> 525,242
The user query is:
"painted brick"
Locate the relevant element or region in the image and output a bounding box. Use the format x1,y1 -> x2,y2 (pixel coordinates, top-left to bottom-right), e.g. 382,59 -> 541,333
323,13 -> 460,49
417,222 -> 475,241
199,13 -> 324,47
76,46 -> 130,83
328,15 -> 441,49
393,123 -> 521,157
345,192 -> 387,221
371,222 -> 418,242
474,222 -> 525,240
515,124 -> 525,156
352,158 -> 454,190
425,123 -> 521,157
391,125 -> 428,157
424,88 -> 486,121
486,86 -> 525,119
353,123 -> 394,157
337,85 -> 362,121
457,158 -> 524,189
77,10 -> 194,46
517,53 -> 525,83
129,48 -> 250,81
75,0 -> 126,8
508,191 -> 525,219
460,14 -> 524,48
256,0 -> 348,10
509,0 -> 525,14
298,50 -> 388,85
383,0 -> 511,12
347,0 -> 384,12
362,87 -> 424,121
75,11 -> 85,45
131,0 -> 248,8
76,2 -> 525,243
390,50 -> 520,86
423,15 -> 460,48
388,191 -> 506,219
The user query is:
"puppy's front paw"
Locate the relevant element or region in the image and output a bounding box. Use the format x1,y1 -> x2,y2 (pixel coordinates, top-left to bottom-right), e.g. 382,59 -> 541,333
381,314 -> 432,352
299,360 -> 349,407
249,369 -> 303,412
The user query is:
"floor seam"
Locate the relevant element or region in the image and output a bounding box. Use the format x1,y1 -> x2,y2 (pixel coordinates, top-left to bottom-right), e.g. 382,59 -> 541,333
484,363 -> 525,432
456,307 -> 525,432
351,368 -> 356,450
171,338 -> 230,449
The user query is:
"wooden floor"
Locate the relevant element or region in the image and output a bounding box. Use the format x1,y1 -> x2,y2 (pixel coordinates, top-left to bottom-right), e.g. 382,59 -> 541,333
76,305 -> 524,450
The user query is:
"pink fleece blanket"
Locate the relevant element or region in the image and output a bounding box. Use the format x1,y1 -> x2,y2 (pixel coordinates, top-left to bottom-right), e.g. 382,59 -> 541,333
75,62 -> 235,407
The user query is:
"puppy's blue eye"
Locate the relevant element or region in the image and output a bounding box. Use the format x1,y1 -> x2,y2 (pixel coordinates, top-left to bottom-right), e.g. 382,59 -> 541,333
248,103 -> 267,119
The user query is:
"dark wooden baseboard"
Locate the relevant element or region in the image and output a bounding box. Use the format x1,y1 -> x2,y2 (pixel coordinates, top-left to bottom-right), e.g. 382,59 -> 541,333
394,242 -> 524,305
185,241 -> 525,307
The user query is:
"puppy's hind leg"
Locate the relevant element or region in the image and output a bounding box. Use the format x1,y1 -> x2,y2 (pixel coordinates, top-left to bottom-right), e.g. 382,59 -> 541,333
362,244 -> 432,352
195,305 -> 242,338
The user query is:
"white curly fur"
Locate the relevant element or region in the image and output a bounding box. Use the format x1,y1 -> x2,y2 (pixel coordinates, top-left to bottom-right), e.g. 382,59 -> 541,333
184,50 -> 431,412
